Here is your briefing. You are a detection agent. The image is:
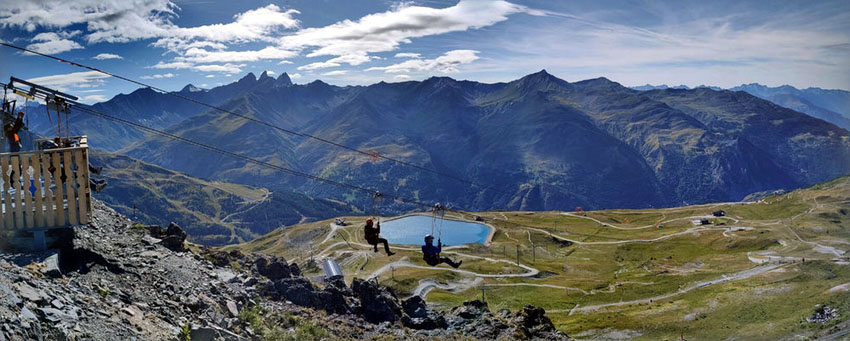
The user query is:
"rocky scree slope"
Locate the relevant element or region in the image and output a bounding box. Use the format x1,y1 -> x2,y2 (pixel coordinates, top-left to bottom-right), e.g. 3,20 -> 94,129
0,201 -> 568,340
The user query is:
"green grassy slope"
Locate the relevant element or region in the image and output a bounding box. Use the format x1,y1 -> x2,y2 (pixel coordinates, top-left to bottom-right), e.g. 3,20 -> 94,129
92,152 -> 357,245
228,176 -> 850,339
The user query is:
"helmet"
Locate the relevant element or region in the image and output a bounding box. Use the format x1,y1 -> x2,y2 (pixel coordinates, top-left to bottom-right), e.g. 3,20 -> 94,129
366,218 -> 373,223
424,234 -> 434,241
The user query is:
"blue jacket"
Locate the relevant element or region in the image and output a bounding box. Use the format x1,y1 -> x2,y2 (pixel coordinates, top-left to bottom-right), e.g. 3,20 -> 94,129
422,242 -> 441,256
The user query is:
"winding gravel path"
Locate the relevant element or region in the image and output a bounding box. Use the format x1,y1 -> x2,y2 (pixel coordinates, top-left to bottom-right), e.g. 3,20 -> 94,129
551,263 -> 786,315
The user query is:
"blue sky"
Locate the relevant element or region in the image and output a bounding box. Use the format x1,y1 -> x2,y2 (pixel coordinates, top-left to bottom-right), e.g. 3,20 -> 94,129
1,0 -> 848,103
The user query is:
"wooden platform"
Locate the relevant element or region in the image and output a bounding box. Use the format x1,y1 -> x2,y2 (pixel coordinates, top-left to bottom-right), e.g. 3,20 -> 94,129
0,137 -> 92,250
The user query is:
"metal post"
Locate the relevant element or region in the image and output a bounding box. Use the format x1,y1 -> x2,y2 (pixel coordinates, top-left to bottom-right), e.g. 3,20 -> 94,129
32,230 -> 46,251
532,245 -> 536,263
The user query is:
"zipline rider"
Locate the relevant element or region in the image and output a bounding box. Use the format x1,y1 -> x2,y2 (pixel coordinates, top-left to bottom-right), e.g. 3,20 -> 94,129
4,111 -> 24,152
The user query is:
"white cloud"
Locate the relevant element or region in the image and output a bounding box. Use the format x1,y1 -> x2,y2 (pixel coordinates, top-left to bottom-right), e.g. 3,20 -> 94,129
7,1 -> 536,79
367,50 -> 479,73
266,71 -> 276,76
289,73 -> 302,79
166,5 -> 299,43
2,2 -> 299,58
295,52 -> 379,71
26,39 -> 82,54
277,60 -> 293,64
25,31 -> 83,54
150,60 -> 242,73
325,53 -> 374,66
159,0 -> 534,72
152,39 -> 228,54
26,71 -> 110,91
0,1 -> 177,41
175,46 -> 297,64
322,70 -> 348,76
297,61 -> 340,71
395,53 -> 421,58
205,74 -> 215,78
282,0 -> 536,59
140,73 -> 175,79
92,53 -> 123,60
193,63 -> 245,73
80,94 -> 107,103
394,74 -> 411,81
151,61 -> 194,69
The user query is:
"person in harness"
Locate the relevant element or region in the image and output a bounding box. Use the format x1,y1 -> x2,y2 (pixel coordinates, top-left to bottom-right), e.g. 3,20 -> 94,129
364,218 -> 395,256
4,111 -> 24,153
422,234 -> 462,268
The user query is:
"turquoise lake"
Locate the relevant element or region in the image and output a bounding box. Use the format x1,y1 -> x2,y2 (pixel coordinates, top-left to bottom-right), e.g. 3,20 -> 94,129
378,215 -> 491,245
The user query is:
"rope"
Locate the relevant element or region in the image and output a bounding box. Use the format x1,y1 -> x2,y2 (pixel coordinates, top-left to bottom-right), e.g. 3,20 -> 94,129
23,97 -> 28,128
63,102 -> 69,138
45,104 -> 60,138
438,207 -> 445,240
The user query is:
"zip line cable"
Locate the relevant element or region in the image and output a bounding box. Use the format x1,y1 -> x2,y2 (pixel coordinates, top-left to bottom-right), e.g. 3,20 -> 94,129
68,103 -> 442,211
3,81 -> 557,243
0,42 -> 516,196
73,103 -> 552,241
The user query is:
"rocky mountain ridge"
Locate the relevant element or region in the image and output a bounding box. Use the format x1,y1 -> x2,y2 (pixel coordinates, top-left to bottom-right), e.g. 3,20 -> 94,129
123,70 -> 850,213
24,71 -> 850,218
633,82 -> 850,130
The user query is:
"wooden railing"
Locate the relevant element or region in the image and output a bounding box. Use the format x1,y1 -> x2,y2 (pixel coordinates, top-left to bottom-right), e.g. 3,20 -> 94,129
0,138 -> 92,232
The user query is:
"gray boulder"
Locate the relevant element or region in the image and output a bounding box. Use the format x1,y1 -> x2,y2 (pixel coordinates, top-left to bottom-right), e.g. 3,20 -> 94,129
148,223 -> 187,252
273,278 -> 322,308
351,278 -> 402,324
401,296 -> 446,330
451,300 -> 490,320
255,256 -> 291,280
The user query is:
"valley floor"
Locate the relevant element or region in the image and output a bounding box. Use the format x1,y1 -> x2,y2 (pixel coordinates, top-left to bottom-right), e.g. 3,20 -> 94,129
230,177 -> 850,340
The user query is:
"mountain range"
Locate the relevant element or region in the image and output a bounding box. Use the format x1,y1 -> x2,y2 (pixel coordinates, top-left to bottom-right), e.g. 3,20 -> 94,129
633,83 -> 850,130
24,71 -> 850,217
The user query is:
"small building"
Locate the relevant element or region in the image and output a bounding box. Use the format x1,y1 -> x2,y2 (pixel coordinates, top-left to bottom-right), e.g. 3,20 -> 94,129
700,218 -> 711,225
712,210 -> 726,217
334,218 -> 346,226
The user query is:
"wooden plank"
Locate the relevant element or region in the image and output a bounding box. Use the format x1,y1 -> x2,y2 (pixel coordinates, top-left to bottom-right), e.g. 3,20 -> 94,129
73,150 -> 88,225
51,153 -> 65,227
31,153 -> 44,228
83,149 -> 93,214
41,153 -> 55,228
11,157 -> 23,230
63,151 -> 78,226
20,155 -> 33,229
0,157 -> 7,231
